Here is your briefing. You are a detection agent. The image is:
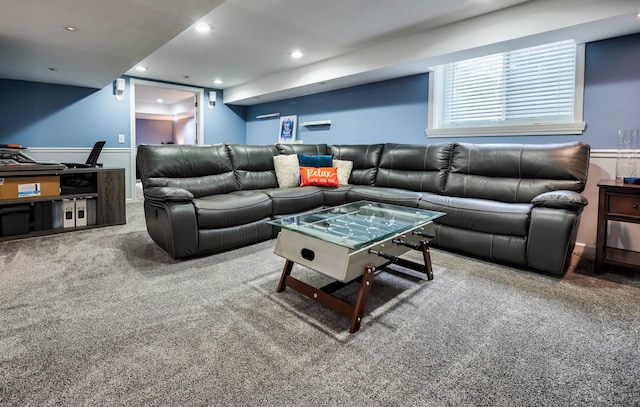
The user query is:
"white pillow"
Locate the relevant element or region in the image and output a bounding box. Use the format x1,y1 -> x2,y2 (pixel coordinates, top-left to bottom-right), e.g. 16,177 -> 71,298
333,159 -> 353,185
273,154 -> 300,188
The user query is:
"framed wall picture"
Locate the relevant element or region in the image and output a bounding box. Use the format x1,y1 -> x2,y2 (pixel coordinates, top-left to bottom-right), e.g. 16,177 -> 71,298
278,115 -> 297,143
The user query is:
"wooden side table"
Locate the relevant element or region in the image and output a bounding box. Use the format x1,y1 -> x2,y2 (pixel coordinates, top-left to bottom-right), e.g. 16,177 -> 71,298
595,179 -> 640,271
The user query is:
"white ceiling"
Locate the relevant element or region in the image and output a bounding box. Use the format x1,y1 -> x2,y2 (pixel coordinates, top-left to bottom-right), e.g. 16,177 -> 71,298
2,0 -> 639,106
135,85 -> 197,121
0,0 -> 224,88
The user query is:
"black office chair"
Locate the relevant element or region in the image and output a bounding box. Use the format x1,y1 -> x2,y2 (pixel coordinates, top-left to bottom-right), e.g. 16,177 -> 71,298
62,141 -> 106,168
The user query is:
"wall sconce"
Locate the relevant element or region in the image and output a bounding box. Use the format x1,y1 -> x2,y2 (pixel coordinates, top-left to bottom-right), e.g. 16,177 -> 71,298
208,91 -> 216,109
114,78 -> 125,101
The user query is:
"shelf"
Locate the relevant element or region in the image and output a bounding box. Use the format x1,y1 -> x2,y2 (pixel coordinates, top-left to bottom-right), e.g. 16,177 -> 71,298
603,247 -> 640,270
301,120 -> 331,126
0,167 -> 125,241
0,193 -> 97,206
255,113 -> 280,119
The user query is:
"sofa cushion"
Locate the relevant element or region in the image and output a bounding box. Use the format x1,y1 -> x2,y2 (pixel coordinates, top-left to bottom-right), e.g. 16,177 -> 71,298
445,142 -> 590,202
273,154 -> 300,188
263,187 -> 325,216
375,143 -> 451,194
328,144 -> 384,186
137,144 -> 238,197
346,185 -> 421,208
299,166 -> 340,187
298,154 -> 333,167
320,185 -> 352,207
418,193 -> 531,236
333,159 -> 353,185
227,144 -> 279,190
194,190 -> 272,229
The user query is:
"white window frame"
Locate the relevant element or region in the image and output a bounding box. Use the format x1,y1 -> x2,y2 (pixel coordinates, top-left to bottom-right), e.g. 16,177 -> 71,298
427,41 -> 586,138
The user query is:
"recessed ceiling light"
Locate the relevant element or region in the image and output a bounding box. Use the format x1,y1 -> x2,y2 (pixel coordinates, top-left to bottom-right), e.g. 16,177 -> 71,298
196,23 -> 211,33
63,26 -> 78,32
213,79 -> 222,85
135,66 -> 148,72
157,99 -> 163,103
290,50 -> 304,59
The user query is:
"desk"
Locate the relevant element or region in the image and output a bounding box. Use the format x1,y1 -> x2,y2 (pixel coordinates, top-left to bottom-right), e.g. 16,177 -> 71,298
0,167 -> 125,240
595,179 -> 640,271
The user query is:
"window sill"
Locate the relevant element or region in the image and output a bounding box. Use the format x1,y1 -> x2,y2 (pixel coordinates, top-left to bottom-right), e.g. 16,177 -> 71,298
426,122 -> 586,138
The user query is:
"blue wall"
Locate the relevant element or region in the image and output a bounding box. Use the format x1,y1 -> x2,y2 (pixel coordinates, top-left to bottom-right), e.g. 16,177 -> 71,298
1,33 -> 638,149
582,33 -> 640,149
204,90 -> 246,144
246,33 -> 640,148
246,75 -> 429,145
0,79 -> 129,147
0,78 -> 247,147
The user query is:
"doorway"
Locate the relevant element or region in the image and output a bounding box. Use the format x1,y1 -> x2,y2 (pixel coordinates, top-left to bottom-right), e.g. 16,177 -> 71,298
129,79 -> 205,200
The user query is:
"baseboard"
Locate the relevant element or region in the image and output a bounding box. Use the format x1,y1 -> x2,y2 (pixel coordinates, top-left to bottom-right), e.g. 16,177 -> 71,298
573,242 -> 595,261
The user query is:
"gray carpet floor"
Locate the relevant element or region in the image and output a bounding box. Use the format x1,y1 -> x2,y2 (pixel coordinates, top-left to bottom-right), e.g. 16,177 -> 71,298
1,196 -> 639,406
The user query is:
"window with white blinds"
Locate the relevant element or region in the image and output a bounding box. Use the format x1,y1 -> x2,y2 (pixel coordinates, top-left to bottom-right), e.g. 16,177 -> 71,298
427,40 -> 586,137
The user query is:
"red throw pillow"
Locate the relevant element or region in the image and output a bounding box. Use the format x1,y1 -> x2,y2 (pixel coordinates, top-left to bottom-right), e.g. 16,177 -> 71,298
299,166 -> 340,187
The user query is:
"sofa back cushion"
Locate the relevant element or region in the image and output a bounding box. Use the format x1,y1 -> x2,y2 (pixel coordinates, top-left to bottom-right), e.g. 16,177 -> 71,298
445,142 -> 590,202
328,144 -> 384,186
277,143 -> 329,155
375,143 -> 452,194
137,144 -> 238,197
227,144 -> 279,190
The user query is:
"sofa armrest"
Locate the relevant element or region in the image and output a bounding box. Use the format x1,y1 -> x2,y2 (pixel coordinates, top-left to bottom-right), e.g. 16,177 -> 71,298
142,187 -> 198,259
531,190 -> 588,213
143,187 -> 194,203
527,207 -> 582,275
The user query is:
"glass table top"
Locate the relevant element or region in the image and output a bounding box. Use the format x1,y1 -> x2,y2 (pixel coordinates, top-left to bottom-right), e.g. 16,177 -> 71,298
268,201 -> 445,249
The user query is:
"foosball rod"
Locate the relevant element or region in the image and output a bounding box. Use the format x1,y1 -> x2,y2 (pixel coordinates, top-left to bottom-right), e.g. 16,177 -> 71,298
412,231 -> 434,239
368,249 -> 398,262
392,238 -> 420,250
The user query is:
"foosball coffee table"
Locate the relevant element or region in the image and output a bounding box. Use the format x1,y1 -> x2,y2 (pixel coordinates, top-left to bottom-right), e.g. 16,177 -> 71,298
269,201 -> 445,333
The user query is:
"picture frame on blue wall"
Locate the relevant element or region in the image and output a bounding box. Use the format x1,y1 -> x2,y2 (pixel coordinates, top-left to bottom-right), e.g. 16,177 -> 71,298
278,115 -> 297,143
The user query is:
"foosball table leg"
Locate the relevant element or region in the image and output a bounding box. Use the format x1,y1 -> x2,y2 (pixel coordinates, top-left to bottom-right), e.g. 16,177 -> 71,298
349,264 -> 376,333
420,240 -> 434,280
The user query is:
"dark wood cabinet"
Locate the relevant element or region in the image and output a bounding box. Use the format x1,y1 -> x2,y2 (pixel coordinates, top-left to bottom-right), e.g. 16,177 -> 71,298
95,169 -> 126,226
595,179 -> 640,271
0,167 -> 125,241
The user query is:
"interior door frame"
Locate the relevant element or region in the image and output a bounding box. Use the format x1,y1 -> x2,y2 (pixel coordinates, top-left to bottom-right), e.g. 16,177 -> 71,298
129,78 -> 205,202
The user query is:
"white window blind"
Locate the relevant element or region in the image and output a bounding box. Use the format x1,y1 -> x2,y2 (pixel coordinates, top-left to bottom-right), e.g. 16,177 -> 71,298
428,39 -> 585,137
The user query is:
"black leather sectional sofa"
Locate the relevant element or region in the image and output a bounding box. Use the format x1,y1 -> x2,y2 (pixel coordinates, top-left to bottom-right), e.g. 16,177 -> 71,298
137,141 -> 590,275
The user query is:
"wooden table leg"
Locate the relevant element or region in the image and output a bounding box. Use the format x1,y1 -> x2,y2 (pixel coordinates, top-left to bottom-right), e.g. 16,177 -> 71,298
276,259 -> 294,292
595,185 -> 607,271
420,240 -> 434,280
349,264 -> 376,333
373,239 -> 434,280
